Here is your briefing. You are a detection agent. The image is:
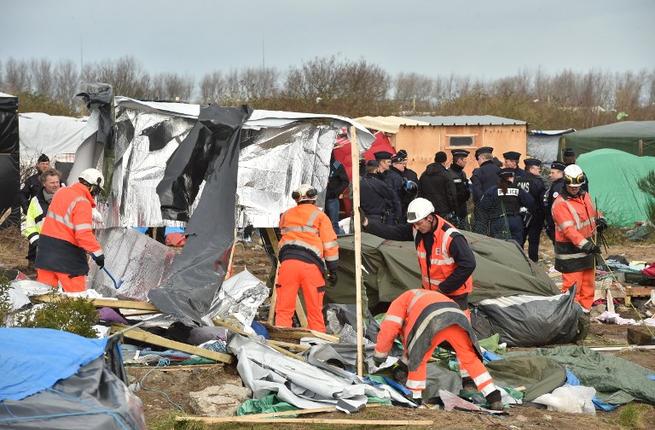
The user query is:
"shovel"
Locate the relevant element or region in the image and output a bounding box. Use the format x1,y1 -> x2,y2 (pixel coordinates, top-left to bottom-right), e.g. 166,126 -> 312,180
102,266 -> 124,289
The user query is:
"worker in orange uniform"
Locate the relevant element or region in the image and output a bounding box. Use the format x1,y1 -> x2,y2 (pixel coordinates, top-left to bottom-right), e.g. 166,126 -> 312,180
373,289 -> 504,410
551,164 -> 607,311
363,197 -> 475,315
35,168 -> 106,292
275,184 -> 339,332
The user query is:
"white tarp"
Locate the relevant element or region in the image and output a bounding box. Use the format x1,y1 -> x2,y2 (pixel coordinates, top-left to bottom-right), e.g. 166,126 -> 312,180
19,112 -> 89,166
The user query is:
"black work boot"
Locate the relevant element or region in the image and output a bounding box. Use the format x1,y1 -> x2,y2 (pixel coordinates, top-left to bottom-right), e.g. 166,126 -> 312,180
485,389 -> 504,411
461,377 -> 477,392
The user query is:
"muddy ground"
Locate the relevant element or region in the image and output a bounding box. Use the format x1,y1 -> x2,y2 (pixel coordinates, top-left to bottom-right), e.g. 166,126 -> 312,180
2,226 -> 655,429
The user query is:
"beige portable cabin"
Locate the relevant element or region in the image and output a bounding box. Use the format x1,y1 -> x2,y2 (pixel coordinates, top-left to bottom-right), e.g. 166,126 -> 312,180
392,115 -> 528,177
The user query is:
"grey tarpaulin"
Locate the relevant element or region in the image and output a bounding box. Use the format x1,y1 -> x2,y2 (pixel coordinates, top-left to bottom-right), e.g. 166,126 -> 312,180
474,287 -> 583,347
68,84 -> 113,187
228,334 -> 394,410
0,357 -> 145,430
148,105 -> 251,324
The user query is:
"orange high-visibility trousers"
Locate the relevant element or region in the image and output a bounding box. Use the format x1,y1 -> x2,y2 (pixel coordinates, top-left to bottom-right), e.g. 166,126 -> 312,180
561,269 -> 595,311
405,325 -> 497,398
274,259 -> 327,332
37,269 -> 87,292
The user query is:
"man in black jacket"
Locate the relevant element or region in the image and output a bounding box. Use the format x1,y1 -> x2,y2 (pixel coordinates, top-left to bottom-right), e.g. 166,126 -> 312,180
471,147 -> 500,204
543,161 -> 567,242
325,153 -> 350,234
388,150 -> 419,222
19,154 -> 51,213
516,158 -> 546,262
361,160 -> 401,224
419,151 -> 457,220
448,149 -> 471,228
503,151 -> 525,178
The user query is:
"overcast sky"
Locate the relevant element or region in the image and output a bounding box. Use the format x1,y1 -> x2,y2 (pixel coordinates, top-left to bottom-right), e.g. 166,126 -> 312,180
1,0 -> 653,80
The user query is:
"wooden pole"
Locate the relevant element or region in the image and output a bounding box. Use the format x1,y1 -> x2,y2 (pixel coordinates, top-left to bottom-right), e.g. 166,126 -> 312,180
349,126 -> 364,377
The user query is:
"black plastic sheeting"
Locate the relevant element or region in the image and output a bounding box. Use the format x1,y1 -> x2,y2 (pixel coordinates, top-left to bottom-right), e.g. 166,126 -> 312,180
0,93 -> 19,227
0,356 -> 145,429
149,105 -> 252,324
472,286 -> 583,347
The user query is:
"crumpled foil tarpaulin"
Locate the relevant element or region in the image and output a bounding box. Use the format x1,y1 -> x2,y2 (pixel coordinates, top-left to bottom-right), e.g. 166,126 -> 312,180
88,228 -> 177,301
201,269 -> 270,327
237,124 -> 335,227
228,334 -> 389,410
148,105 -> 251,324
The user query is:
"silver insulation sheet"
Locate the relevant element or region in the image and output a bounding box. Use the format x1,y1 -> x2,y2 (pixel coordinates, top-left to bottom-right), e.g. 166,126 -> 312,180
237,124 -> 334,227
101,105 -> 335,229
101,108 -> 195,228
88,228 -> 177,300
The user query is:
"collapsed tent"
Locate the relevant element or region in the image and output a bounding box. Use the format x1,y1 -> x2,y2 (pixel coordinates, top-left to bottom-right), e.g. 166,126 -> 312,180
329,231 -> 558,307
70,89 -> 374,323
559,120 -> 655,157
0,328 -> 144,429
577,148 -> 655,226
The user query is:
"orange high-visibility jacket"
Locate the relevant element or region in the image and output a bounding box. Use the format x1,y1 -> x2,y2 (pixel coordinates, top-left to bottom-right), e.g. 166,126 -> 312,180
278,203 -> 339,270
551,191 -> 598,273
35,182 -> 103,276
374,289 -> 477,370
416,217 -> 473,296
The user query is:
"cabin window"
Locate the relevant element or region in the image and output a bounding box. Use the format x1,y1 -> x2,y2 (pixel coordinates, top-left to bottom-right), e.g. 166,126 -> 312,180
448,135 -> 475,147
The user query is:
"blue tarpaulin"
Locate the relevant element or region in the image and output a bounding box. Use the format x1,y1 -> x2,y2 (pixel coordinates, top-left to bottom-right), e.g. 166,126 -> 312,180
0,328 -> 107,401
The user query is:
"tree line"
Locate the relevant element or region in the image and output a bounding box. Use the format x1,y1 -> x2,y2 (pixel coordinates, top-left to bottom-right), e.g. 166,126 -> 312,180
1,55 -> 654,129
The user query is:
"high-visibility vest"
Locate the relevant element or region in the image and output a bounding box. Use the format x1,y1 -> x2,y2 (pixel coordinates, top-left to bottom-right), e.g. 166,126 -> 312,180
21,193 -> 49,245
35,183 -> 102,275
374,289 -> 472,369
552,191 -> 597,273
415,217 -> 472,296
278,203 -> 338,266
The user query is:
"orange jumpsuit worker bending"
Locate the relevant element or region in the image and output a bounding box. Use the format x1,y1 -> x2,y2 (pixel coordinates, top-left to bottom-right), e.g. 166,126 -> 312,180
551,164 -> 606,311
35,168 -> 106,292
373,289 -> 503,410
275,184 -> 339,332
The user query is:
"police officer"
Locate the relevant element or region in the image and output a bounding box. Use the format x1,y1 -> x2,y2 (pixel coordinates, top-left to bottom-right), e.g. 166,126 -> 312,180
448,149 -> 471,228
503,151 -> 525,178
389,150 -> 418,220
473,169 -> 534,243
360,160 -> 402,224
471,147 -> 500,204
516,158 -> 546,262
543,161 -> 567,242
418,151 -> 457,220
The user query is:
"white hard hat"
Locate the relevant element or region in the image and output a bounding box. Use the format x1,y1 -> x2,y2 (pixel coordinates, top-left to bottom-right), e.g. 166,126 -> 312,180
78,168 -> 104,190
563,164 -> 585,187
292,183 -> 318,202
407,198 -> 435,223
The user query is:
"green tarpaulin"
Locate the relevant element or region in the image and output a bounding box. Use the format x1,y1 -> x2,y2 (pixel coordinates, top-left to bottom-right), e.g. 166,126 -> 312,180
559,121 -> 655,157
328,231 -> 558,307
577,149 -> 655,226
513,346 -> 655,405
486,356 -> 567,402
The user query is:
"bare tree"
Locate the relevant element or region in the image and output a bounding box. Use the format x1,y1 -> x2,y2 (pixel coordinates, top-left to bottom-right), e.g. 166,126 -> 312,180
53,60 -> 80,108
3,58 -> 32,93
200,71 -> 225,104
30,58 -> 54,98
239,67 -> 279,100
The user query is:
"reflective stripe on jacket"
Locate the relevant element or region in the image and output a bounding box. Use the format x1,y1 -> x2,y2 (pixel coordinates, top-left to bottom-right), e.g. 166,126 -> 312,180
374,289 -> 479,371
21,194 -> 48,244
552,191 -> 597,272
415,217 -> 473,296
278,203 -> 339,268
35,183 -> 102,276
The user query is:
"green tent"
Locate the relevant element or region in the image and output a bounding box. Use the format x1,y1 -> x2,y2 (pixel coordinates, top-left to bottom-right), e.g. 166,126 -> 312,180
328,231 -> 558,308
559,121 -> 655,157
577,148 -> 655,226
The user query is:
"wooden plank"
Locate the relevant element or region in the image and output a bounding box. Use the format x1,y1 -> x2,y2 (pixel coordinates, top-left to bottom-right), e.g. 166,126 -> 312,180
33,294 -> 159,311
349,125 -> 365,377
176,404 -> 384,423
626,286 -> 654,297
263,324 -> 339,343
177,416 -> 430,426
213,318 -> 309,357
115,325 -> 233,364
